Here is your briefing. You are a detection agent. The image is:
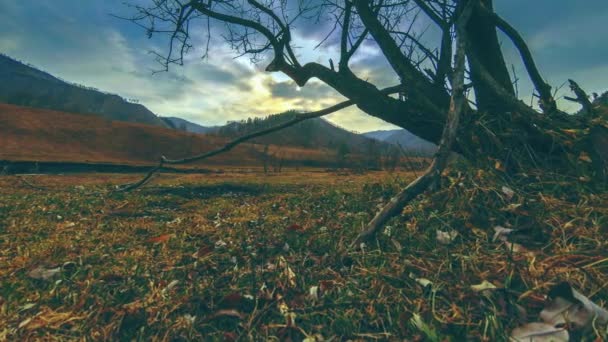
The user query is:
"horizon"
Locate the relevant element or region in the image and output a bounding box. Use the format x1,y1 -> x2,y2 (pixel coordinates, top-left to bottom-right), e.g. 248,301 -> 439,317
0,52 -> 408,134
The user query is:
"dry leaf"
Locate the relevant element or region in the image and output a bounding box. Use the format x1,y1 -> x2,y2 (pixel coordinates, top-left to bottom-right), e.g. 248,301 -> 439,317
493,226 -> 528,253
309,286 -> 320,300
578,152 -> 592,163
147,234 -> 171,243
471,280 -> 497,293
28,266 -> 61,280
493,226 -> 514,242
20,307 -> 85,330
278,256 -> 297,288
510,322 -> 569,342
206,309 -> 243,321
436,230 -> 458,245
501,186 -> 515,200
540,282 -> 608,330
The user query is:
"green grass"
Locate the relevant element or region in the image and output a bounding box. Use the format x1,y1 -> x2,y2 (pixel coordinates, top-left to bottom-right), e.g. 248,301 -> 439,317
0,169 -> 606,340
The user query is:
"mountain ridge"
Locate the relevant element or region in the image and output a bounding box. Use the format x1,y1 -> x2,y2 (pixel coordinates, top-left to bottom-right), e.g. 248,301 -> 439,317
364,129 -> 437,156
0,54 -> 169,128
162,116 -> 220,134
215,111 -> 393,154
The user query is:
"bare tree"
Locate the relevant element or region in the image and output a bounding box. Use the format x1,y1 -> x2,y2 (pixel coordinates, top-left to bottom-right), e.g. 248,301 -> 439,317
121,0 -> 607,239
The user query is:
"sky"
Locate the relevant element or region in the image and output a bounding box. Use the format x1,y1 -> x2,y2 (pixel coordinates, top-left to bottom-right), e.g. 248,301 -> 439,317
1,0 -> 607,132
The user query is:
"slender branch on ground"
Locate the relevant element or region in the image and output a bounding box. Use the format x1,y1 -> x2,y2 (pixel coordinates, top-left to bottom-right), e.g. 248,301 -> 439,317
116,85 -> 404,192
17,176 -> 47,191
353,3 -> 473,245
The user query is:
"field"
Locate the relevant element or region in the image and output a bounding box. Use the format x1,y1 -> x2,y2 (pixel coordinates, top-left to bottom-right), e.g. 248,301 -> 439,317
0,103 -> 339,168
1,169 -> 607,341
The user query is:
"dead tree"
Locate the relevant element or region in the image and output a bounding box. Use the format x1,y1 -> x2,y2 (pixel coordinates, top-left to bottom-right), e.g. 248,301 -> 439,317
121,0 -> 608,239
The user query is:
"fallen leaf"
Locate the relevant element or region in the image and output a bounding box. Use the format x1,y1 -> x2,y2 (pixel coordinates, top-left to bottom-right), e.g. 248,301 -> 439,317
278,301 -> 297,326
409,273 -> 433,289
286,223 -> 304,232
18,303 -> 37,312
501,186 -> 515,200
471,280 -> 497,292
493,226 -> 514,242
303,334 -> 324,342
578,152 -> 592,163
206,309 -> 244,321
560,129 -> 580,138
278,256 -> 297,288
147,234 -> 171,243
192,245 -> 213,258
162,280 -> 179,295
436,230 -> 458,245
510,322 -> 569,342
540,282 -> 608,330
494,160 -> 506,172
21,307 -> 86,330
493,226 -> 528,253
309,286 -> 320,300
28,266 -> 61,280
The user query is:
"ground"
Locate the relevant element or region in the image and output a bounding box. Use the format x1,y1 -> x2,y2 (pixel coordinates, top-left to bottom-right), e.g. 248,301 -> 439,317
0,168 -> 606,341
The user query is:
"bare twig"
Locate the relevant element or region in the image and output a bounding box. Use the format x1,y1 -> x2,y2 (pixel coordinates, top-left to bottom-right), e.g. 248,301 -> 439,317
565,79 -> 595,117
18,176 -> 47,191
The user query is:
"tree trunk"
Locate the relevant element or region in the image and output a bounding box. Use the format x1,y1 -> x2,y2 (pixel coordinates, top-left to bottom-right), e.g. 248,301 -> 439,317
590,125 -> 608,182
465,0 -> 514,113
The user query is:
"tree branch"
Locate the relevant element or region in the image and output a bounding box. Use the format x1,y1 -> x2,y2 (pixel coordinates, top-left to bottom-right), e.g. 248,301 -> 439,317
352,0 -> 450,118
117,85 -> 404,192
477,2 -> 557,114
412,0 -> 447,28
188,1 -> 287,68
566,79 -> 595,117
354,2 -> 473,244
339,0 -> 353,70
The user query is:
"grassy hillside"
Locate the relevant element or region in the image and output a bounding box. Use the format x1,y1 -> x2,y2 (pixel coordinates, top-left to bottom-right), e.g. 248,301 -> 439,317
0,103 -> 339,168
0,54 -> 168,128
216,111 -> 391,154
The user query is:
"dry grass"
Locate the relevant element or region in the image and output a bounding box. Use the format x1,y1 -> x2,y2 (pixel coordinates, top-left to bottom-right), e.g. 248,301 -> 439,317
0,103 -> 339,167
0,168 -> 606,340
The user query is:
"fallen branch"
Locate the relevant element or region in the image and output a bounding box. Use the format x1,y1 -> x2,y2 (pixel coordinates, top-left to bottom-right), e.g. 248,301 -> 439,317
116,85 -> 404,192
353,5 -> 472,244
17,176 -> 47,191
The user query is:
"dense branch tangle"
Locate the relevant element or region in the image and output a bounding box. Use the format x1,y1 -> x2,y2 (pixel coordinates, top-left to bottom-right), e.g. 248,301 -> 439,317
125,0 -> 607,239
126,1 -> 585,155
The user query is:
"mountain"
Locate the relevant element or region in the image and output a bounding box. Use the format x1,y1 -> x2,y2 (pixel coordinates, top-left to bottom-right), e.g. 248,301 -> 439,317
363,129 -> 401,142
162,117 -> 219,134
0,54 -> 169,128
216,111 -> 390,154
364,129 -> 437,156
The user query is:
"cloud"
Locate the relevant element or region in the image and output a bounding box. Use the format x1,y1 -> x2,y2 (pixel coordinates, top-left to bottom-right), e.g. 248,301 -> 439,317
0,1 -> 606,132
494,0 -> 608,103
